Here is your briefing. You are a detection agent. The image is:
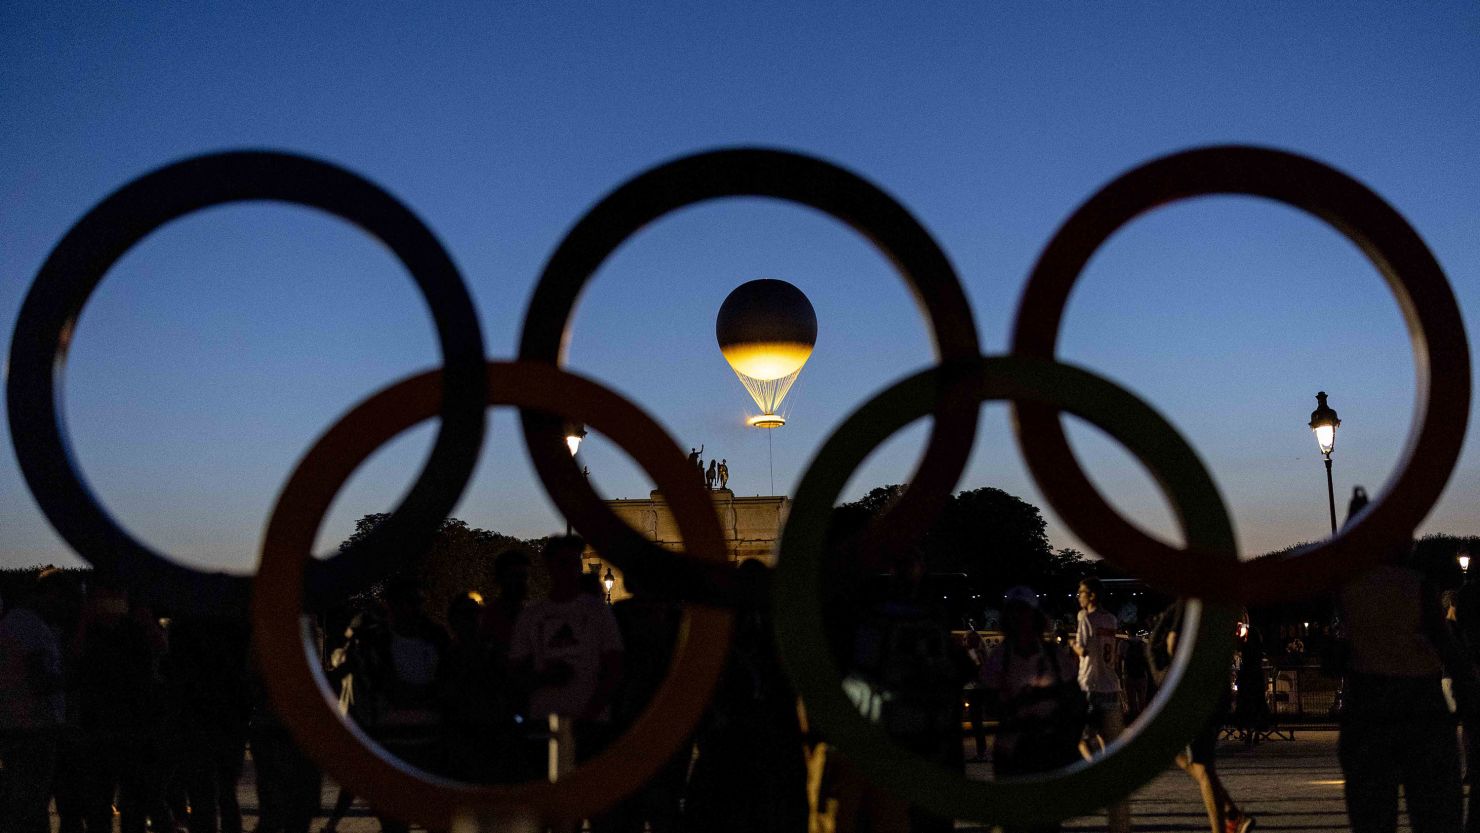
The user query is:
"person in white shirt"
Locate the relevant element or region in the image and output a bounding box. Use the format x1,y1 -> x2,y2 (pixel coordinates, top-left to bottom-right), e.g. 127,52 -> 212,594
1073,578 -> 1129,833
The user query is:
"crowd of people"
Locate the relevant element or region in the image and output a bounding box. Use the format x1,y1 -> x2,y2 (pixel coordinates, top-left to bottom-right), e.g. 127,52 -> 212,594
2,506 -> 1477,833
0,537 -> 809,833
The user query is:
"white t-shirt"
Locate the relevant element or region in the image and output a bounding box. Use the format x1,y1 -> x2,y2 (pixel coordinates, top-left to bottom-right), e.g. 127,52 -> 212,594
1076,608 -> 1121,694
0,607 -> 64,730
510,595 -> 623,721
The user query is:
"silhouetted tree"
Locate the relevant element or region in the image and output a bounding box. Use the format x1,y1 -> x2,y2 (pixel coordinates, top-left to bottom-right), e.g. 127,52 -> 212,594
831,484 -> 1090,599
339,515 -> 544,624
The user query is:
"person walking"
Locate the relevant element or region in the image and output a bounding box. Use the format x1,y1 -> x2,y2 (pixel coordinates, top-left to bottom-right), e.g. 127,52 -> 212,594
1074,578 -> 1128,833
1151,601 -> 1255,833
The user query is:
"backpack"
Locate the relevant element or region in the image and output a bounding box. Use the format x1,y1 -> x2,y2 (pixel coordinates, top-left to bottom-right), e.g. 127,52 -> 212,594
1146,603 -> 1179,688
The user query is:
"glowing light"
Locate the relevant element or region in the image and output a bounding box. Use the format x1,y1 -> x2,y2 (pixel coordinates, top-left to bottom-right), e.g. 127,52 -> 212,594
1313,424 -> 1335,455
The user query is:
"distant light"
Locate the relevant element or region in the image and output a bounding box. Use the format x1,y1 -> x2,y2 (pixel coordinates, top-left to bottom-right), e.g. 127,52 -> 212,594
565,423 -> 587,457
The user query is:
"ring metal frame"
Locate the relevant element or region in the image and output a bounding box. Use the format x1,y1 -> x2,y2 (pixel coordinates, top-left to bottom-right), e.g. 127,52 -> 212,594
6,151 -> 488,614
9,143 -> 1471,827
517,148 -> 983,605
1012,146 -> 1471,604
772,356 -> 1237,826
252,361 -> 733,829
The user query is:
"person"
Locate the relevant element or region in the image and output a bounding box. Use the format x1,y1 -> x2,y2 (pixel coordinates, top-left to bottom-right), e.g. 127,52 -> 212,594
1233,618 -> 1268,744
961,623 -> 988,763
510,536 -> 623,829
76,584 -> 181,833
249,669 -> 321,833
718,459 -> 729,490
836,546 -> 968,833
0,568 -> 78,833
1120,625 -> 1151,723
370,577 -> 449,832
608,569 -> 688,833
979,586 -> 1082,833
1338,540 -> 1466,832
1152,601 -> 1254,833
1074,578 -> 1128,833
684,560 -> 808,833
164,613 -> 251,833
481,548 -> 536,783
443,592 -> 500,783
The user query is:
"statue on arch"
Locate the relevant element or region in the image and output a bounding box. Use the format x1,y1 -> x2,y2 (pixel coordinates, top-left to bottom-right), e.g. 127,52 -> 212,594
706,459 -> 718,490
718,459 -> 729,490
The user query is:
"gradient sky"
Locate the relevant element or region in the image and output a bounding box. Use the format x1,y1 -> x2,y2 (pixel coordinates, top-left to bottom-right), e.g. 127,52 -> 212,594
3,3 -> 1478,575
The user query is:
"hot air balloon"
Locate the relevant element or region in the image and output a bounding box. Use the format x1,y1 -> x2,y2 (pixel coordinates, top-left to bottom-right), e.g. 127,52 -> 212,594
716,278 -> 817,429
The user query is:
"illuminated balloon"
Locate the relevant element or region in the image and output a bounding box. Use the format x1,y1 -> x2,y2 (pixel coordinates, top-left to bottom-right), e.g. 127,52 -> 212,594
716,279 -> 817,427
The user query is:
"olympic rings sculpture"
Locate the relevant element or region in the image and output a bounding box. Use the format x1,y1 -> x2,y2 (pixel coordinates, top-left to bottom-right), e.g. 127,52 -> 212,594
7,145 -> 1470,829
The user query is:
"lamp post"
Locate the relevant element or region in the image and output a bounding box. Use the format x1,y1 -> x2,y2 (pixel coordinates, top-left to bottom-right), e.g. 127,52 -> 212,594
602,567 -> 615,604
1308,392 -> 1341,535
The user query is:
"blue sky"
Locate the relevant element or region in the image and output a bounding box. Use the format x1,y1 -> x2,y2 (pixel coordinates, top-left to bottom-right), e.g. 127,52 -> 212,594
3,3 -> 1477,573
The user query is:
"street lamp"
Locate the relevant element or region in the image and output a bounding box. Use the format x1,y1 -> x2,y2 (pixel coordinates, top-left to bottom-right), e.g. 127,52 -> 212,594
1460,553 -> 1471,574
602,567 -> 615,603
563,423 -> 587,535
1308,391 -> 1341,535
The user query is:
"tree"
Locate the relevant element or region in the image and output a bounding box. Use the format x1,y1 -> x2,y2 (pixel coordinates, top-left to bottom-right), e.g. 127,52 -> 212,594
339,514 -> 543,625
831,484 -> 1090,599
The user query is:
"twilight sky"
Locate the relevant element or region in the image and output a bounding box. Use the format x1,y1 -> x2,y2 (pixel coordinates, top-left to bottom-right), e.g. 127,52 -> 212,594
3,3 -> 1478,574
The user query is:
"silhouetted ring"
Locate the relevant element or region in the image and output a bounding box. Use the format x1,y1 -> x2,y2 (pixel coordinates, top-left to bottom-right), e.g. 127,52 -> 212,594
1012,146 -> 1471,604
6,151 -> 487,614
518,148 -> 982,606
772,356 -> 1237,826
253,361 -> 733,829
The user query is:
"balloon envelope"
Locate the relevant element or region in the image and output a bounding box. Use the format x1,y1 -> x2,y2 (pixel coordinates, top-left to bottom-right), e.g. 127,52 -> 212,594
716,279 -> 817,381
717,279 -> 817,420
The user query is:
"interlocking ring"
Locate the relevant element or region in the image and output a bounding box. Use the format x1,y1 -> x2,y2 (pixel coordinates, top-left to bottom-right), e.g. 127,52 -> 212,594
517,148 -> 983,606
252,361 -> 733,829
1012,146 -> 1471,604
6,151 -> 488,614
772,356 -> 1238,826
8,143 -> 1470,829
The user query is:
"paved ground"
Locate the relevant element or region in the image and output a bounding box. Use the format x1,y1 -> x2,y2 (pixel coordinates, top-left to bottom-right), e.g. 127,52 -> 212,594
52,729 -> 1440,831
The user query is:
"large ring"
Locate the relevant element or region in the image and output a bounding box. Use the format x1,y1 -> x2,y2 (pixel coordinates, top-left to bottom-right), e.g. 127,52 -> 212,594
252,361 -> 733,829
772,355 -> 1238,826
1012,146 -> 1471,604
517,148 -> 982,606
6,151 -> 488,614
